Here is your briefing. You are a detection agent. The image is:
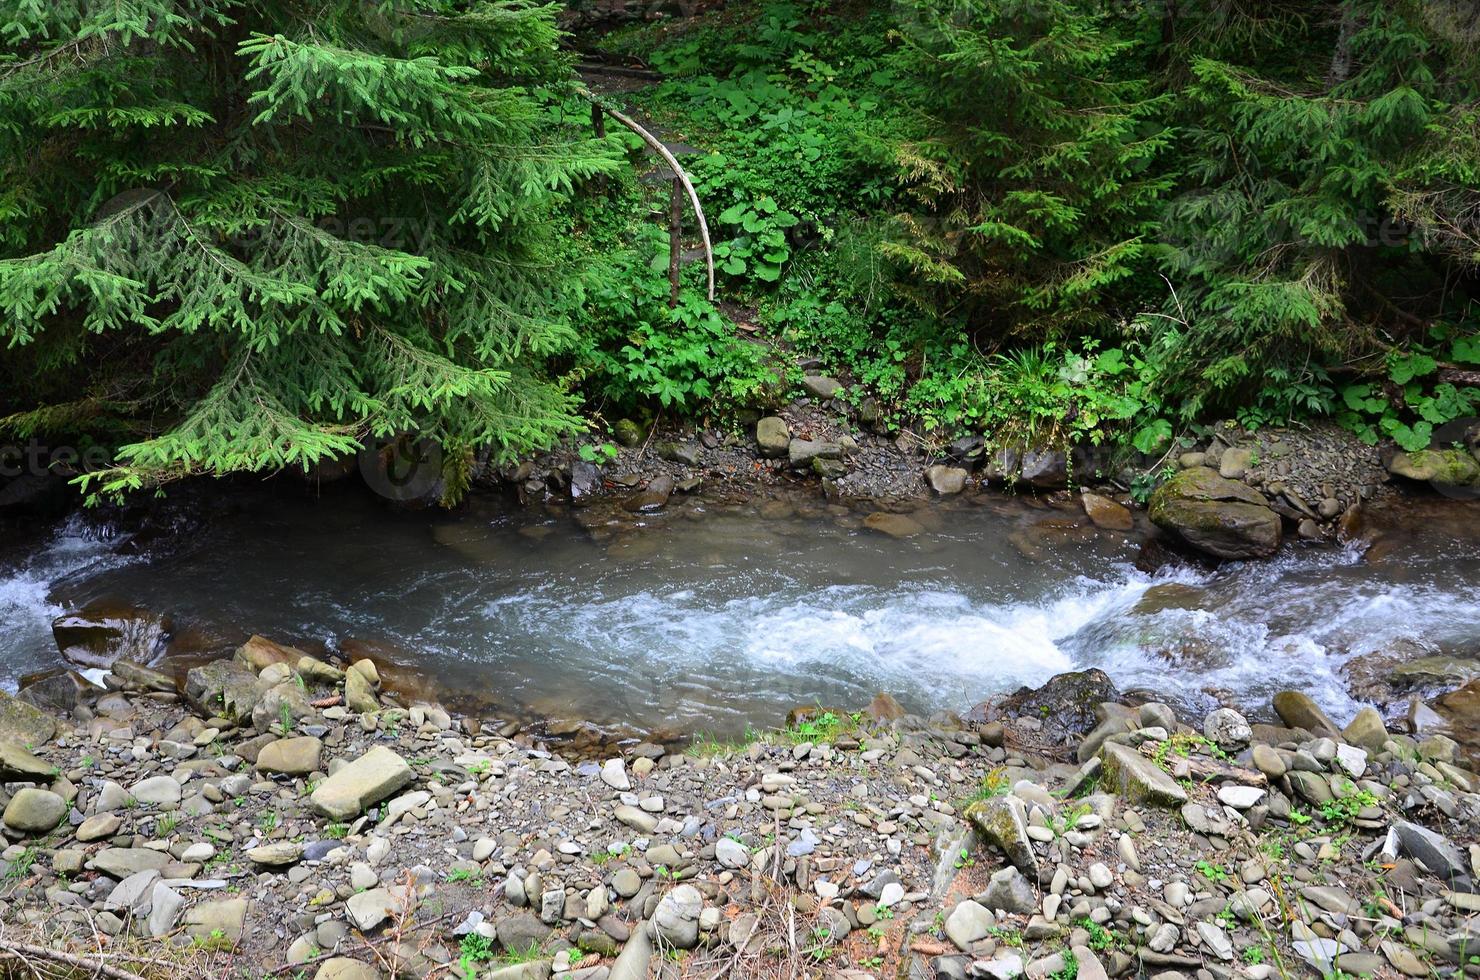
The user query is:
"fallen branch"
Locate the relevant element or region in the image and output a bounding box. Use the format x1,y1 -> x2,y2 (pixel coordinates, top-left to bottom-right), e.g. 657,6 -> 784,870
0,941 -> 149,980
580,90 -> 716,302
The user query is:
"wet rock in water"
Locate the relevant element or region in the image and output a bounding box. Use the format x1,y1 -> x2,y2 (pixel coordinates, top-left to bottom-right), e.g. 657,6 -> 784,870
1081,491 -> 1134,531
311,746 -> 414,820
1148,466 -> 1281,559
755,417 -> 790,458
1099,741 -> 1187,807
0,691 -> 56,746
926,465 -> 969,495
622,474 -> 673,513
1272,690 -> 1338,735
1000,669 -> 1119,738
862,512 -> 924,539
801,375 -> 843,400
3,788 -> 66,833
184,659 -> 261,723
1386,448 -> 1480,488
51,602 -> 170,670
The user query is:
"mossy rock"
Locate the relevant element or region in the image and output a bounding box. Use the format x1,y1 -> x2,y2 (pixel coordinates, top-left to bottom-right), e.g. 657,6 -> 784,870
1387,449 -> 1480,487
1148,466 -> 1281,559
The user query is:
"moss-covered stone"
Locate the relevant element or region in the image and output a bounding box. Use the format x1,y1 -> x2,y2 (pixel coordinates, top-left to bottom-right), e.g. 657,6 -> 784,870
1148,466 -> 1281,559
1387,449 -> 1480,487
1098,741 -> 1187,808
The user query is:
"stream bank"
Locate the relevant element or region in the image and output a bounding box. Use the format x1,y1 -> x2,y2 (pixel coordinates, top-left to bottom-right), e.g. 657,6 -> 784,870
0,651 -> 1473,980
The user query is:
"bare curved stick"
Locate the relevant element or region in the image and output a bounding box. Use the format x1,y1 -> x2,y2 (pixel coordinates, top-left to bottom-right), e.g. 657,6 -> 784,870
584,94 -> 716,302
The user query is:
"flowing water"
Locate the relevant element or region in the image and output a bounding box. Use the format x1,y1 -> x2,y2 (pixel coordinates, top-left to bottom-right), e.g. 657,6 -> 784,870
2,483 -> 1478,737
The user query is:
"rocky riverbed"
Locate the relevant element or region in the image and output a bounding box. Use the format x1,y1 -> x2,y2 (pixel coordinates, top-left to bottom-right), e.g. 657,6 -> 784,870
0,636 -> 1474,980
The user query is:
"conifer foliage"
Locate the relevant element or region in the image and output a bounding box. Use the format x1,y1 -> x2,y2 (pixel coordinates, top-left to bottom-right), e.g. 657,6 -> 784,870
0,0 -> 618,499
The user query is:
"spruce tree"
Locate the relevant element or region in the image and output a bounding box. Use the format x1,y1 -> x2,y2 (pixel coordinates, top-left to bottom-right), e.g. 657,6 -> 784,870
0,0 -> 618,501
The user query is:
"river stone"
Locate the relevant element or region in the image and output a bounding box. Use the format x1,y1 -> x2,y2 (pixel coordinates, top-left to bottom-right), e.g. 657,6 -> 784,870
599,758 -> 630,790
147,882 -> 185,937
131,775 -> 182,806
654,884 -> 703,949
77,812 -> 122,841
1251,744 -> 1286,779
926,465 -> 968,495
613,804 -> 657,833
184,898 -> 248,947
104,869 -> 161,913
980,866 -> 1037,914
345,667 -> 378,713
945,899 -> 993,950
184,659 -> 261,722
3,788 -> 66,833
235,634 -> 304,672
1081,491 -> 1134,531
716,837 -> 749,869
108,660 -> 174,694
257,736 -> 323,776
965,795 -> 1035,873
788,439 -> 841,468
862,512 -> 924,539
0,741 -> 56,783
801,375 -> 843,400
1217,785 -> 1266,809
18,670 -> 89,713
1203,707 -> 1252,749
93,847 -> 171,879
1341,707 -> 1388,752
1287,770 -> 1333,805
1148,466 -> 1281,559
1020,448 -> 1068,488
247,842 -> 304,866
346,888 -> 406,932
1002,669 -> 1119,738
0,690 -> 57,746
313,959 -> 381,980
1391,822 -> 1469,883
623,474 -> 673,513
1272,691 -> 1337,735
253,679 -> 315,733
755,417 -> 790,457
310,746 -> 413,820
1387,448 -> 1480,487
496,913 -> 553,954
1099,741 -> 1187,807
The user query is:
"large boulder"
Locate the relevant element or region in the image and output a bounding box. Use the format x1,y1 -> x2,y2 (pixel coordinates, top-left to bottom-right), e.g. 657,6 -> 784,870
51,602 -> 170,670
183,659 -> 261,722
999,668 -> 1119,739
0,691 -> 56,746
1386,448 -> 1480,488
0,742 -> 58,783
234,635 -> 304,672
1148,466 -> 1282,559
